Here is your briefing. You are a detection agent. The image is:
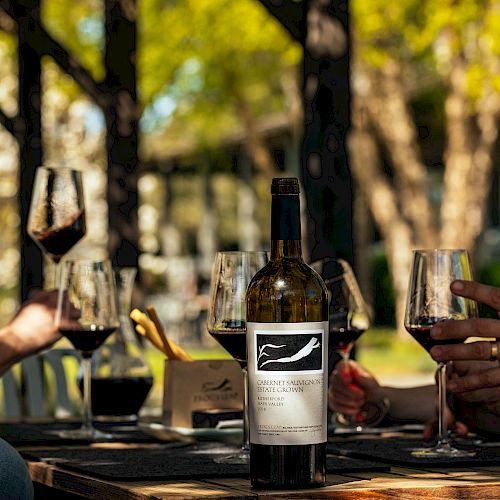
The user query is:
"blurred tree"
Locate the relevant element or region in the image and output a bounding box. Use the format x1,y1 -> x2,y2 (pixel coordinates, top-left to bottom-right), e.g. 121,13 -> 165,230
0,0 -> 139,302
348,0 -> 500,332
139,0 -> 302,178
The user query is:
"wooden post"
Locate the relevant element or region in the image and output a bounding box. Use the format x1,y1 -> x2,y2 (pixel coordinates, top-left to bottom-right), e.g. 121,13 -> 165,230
258,0 -> 353,264
104,0 -> 139,268
17,0 -> 43,300
301,0 -> 352,263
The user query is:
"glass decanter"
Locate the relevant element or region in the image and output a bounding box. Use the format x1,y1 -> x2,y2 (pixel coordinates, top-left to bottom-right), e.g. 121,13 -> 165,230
88,267 -> 154,424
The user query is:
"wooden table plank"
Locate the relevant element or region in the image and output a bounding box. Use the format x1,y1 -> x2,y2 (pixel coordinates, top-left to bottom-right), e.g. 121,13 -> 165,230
27,461 -> 257,500
26,458 -> 500,499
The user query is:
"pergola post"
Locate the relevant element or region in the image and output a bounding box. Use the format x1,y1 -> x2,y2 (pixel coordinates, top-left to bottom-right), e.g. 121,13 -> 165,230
17,0 -> 43,300
258,0 -> 353,263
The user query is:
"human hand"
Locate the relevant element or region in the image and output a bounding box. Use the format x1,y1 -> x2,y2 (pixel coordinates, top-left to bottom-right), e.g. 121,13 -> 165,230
7,289 -> 61,359
328,360 -> 385,416
429,280 -> 500,402
445,360 -> 500,416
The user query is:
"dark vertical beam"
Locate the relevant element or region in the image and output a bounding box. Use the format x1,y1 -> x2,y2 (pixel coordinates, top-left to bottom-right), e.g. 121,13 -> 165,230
104,0 -> 139,267
258,0 -> 353,264
17,0 -> 43,300
301,0 -> 352,263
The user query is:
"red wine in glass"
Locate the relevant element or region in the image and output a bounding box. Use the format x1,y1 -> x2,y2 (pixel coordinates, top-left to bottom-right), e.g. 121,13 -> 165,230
209,319 -> 247,368
406,316 -> 463,353
404,249 -> 478,457
32,209 -> 86,264
57,259 -> 120,440
60,326 -> 116,358
329,326 -> 366,353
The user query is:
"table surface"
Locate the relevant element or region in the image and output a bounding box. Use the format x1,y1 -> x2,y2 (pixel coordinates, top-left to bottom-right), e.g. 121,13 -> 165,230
23,448 -> 500,500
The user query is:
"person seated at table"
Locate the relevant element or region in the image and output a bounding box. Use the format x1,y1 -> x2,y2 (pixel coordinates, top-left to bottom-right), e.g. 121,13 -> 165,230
0,290 -> 60,500
329,279 -> 500,438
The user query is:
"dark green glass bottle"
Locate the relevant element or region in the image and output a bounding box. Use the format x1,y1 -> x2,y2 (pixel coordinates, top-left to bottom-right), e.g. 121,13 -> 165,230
246,177 -> 328,489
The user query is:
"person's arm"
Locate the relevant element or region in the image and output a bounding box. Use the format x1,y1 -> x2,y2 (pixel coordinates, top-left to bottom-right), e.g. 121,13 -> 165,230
382,385 -> 435,423
0,290 -> 60,376
328,360 -> 435,423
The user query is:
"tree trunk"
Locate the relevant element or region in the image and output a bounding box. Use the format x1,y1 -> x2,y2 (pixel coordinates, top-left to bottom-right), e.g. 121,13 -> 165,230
348,113 -> 413,335
362,64 -> 438,248
440,58 -> 500,251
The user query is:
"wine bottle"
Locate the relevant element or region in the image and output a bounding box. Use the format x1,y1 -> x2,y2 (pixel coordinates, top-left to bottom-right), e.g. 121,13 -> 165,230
246,177 -> 328,489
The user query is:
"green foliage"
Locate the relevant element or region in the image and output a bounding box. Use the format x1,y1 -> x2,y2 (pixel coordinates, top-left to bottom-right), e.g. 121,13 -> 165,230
42,0 -> 104,81
138,0 -> 301,146
353,0 -> 499,102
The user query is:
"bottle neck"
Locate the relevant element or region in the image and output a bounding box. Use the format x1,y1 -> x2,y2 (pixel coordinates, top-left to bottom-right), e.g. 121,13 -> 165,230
271,240 -> 302,259
270,193 -> 302,260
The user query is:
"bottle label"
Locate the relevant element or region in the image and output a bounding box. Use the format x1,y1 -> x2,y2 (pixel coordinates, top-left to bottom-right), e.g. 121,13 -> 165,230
247,321 -> 328,445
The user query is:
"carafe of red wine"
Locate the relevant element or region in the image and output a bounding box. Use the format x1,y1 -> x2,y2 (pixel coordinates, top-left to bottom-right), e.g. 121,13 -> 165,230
89,267 -> 154,423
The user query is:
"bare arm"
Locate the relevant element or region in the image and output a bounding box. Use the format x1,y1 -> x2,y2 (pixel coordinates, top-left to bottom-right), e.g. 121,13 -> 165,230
0,290 -> 60,376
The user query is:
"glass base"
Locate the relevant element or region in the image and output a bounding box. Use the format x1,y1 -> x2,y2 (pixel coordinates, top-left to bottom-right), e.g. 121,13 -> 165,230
57,426 -> 113,440
333,412 -> 366,433
411,441 -> 476,458
213,450 -> 249,465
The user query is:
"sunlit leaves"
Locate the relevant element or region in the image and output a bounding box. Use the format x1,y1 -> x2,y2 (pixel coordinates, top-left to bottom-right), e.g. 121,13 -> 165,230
42,0 -> 104,81
353,0 -> 499,106
138,0 -> 301,144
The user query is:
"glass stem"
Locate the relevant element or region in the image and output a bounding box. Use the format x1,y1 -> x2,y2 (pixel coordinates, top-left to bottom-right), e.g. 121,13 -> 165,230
342,349 -> 350,369
437,362 -> 449,447
82,356 -> 93,432
242,366 -> 250,452
55,262 -> 64,327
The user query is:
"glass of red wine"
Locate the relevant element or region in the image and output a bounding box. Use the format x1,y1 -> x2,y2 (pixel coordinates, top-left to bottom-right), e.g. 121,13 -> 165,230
207,250 -> 268,464
404,249 -> 478,457
311,258 -> 373,431
57,259 -> 120,440
27,166 -> 86,290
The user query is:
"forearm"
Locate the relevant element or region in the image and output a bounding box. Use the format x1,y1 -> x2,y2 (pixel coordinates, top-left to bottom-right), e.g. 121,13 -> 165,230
0,325 -> 22,377
382,385 -> 436,423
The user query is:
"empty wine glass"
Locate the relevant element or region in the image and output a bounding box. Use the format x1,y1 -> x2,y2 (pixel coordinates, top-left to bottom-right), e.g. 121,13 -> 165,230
57,259 -> 120,440
311,258 -> 373,431
27,166 -> 86,288
207,250 -> 268,464
404,249 -> 478,457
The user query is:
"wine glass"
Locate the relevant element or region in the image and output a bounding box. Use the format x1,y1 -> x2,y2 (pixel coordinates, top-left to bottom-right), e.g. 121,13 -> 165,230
207,250 -> 268,464
311,258 -> 373,431
27,166 -> 86,288
57,259 -> 120,440
404,249 -> 478,457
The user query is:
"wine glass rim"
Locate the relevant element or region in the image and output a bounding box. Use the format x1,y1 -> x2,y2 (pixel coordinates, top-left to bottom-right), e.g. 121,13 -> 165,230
214,250 -> 268,256
63,258 -> 112,266
412,248 -> 469,253
36,165 -> 83,173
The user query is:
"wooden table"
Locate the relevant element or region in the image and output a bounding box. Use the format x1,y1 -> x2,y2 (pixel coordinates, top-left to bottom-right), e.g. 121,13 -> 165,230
25,454 -> 500,499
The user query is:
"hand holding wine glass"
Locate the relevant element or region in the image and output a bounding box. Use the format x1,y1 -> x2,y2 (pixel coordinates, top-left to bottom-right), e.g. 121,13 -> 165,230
311,258 -> 374,430
207,250 -> 268,464
404,249 -> 478,456
57,259 -> 120,440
